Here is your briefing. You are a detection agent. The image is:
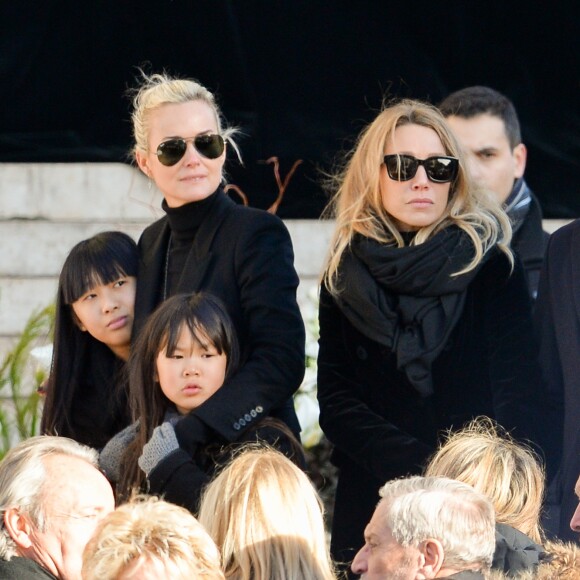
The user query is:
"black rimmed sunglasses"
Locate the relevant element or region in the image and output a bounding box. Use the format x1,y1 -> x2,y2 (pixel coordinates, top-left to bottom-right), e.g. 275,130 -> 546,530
383,154 -> 459,183
155,134 -> 225,166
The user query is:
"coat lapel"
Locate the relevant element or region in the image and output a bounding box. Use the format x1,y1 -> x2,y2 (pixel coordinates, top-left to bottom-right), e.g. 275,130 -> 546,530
134,220 -> 171,335
176,191 -> 235,293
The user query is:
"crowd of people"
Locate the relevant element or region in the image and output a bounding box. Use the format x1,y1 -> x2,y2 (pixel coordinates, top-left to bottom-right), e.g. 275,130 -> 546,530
1,72 -> 579,579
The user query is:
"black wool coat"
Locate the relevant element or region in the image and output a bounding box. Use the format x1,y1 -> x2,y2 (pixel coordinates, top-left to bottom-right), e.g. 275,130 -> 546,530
133,191 -> 305,441
534,218 -> 580,542
317,249 -> 546,564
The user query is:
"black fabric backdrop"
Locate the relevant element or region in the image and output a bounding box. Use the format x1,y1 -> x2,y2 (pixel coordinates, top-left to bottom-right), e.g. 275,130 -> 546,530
0,1 -> 578,218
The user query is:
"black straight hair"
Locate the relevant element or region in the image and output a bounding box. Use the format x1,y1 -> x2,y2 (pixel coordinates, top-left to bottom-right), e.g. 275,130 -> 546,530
439,85 -> 522,149
41,231 -> 138,442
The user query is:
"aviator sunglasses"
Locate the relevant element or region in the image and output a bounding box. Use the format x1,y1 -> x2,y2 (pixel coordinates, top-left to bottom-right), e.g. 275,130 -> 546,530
384,154 -> 459,183
155,134 -> 225,166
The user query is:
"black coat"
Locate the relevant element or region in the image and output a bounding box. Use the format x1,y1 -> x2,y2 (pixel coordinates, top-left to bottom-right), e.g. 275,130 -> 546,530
534,218 -> 580,541
133,191 -> 305,441
318,249 -> 545,565
0,558 -> 58,579
492,523 -> 546,574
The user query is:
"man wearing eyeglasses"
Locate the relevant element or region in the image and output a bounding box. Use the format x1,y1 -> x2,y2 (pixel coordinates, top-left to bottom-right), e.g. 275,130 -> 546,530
0,436 -> 114,579
439,86 -> 549,301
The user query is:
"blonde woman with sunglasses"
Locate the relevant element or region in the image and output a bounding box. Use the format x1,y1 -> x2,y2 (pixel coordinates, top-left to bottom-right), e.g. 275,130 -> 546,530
316,99 -> 547,574
128,72 -> 305,466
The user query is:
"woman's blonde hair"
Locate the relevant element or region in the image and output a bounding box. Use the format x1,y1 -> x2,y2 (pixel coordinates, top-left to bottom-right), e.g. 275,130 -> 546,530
322,99 -> 512,295
130,70 -> 240,162
198,446 -> 337,580
424,416 -> 545,544
82,495 -> 224,579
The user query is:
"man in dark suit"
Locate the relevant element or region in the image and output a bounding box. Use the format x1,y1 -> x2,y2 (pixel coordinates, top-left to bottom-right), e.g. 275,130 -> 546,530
534,218 -> 580,541
440,86 -> 549,300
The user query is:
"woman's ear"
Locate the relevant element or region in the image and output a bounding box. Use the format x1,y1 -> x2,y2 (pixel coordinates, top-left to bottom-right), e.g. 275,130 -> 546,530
512,143 -> 527,179
4,508 -> 34,550
135,149 -> 151,178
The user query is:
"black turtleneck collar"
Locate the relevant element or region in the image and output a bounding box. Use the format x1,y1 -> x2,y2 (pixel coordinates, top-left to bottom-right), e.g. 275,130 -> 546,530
161,189 -> 225,298
162,189 -> 222,243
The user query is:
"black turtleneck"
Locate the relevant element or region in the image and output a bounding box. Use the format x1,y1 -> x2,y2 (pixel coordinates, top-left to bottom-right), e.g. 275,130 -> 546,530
162,190 -> 221,298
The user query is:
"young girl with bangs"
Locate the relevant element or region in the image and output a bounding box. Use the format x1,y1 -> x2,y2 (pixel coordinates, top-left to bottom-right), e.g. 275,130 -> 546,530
99,291 -> 303,514
41,231 -> 138,450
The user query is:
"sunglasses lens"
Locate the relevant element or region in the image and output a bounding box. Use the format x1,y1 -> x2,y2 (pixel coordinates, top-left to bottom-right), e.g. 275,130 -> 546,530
384,155 -> 458,183
425,157 -> 458,182
156,134 -> 225,166
157,139 -> 187,166
385,155 -> 418,181
194,134 -> 225,159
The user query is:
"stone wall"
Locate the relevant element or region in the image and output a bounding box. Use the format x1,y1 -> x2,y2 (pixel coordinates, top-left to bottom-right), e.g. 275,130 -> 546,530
0,163 -> 334,362
0,162 -> 573,362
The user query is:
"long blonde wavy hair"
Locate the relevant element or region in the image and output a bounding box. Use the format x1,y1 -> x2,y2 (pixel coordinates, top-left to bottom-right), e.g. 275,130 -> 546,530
322,99 -> 512,295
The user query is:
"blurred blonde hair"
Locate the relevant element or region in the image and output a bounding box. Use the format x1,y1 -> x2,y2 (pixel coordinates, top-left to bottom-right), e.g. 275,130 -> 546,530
82,495 -> 224,579
198,446 -> 337,580
425,416 -> 545,543
322,99 -> 512,295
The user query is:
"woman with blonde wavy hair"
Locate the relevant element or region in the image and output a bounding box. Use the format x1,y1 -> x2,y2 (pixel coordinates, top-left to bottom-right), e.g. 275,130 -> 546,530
425,417 -> 547,575
316,99 -> 546,573
425,416 -> 545,543
198,446 -> 338,580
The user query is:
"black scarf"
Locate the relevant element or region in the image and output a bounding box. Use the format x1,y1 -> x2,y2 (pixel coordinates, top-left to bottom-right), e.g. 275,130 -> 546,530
335,227 -> 489,397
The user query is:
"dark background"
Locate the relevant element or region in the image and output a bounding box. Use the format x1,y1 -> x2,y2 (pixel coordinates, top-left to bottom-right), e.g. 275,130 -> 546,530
1,1 -> 578,218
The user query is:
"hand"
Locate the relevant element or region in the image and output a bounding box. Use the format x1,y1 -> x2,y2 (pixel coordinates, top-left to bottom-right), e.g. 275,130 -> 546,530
138,422 -> 180,477
99,420 -> 140,482
174,412 -> 211,455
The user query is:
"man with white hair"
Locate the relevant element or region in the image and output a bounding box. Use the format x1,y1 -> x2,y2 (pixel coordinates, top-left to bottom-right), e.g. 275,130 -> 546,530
0,436 -> 115,579
351,476 -> 495,579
